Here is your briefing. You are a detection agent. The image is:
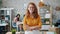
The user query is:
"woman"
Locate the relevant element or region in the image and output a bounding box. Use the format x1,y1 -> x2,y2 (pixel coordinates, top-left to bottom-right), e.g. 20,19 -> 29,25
13,14 -> 23,31
23,2 -> 42,34
13,14 -> 20,23
13,14 -> 20,28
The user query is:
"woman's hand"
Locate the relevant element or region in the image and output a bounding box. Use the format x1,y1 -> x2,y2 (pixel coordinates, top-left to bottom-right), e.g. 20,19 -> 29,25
29,27 -> 35,30
30,26 -> 41,30
25,25 -> 41,31
25,25 -> 33,31
26,25 -> 36,31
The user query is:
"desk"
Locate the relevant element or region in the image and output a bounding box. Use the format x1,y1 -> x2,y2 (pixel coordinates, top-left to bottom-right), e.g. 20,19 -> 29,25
6,32 -> 12,34
0,23 -> 8,34
6,31 -> 54,34
0,23 -> 8,26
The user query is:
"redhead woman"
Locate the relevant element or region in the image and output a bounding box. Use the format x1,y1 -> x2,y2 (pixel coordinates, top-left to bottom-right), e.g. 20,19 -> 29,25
23,2 -> 42,34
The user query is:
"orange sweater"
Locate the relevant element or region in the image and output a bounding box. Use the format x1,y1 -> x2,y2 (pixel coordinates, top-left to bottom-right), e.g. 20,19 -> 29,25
23,15 -> 42,31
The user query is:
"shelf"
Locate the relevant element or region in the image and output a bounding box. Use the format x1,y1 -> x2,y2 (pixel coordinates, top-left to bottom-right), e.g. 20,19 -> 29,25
43,23 -> 50,25
39,5 -> 52,25
0,8 -> 14,31
0,23 -> 8,26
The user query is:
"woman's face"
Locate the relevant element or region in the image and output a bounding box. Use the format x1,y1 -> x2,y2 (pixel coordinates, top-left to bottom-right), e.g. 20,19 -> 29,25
28,4 -> 35,14
17,16 -> 20,18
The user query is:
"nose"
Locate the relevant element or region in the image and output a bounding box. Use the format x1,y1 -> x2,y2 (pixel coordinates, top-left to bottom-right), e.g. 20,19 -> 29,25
30,7 -> 33,9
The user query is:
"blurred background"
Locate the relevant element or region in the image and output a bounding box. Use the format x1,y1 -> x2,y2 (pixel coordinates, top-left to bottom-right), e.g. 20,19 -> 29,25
0,0 -> 60,34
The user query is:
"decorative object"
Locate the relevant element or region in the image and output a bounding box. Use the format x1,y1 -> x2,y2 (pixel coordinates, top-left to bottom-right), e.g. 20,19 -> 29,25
38,0 -> 44,7
45,18 -> 50,24
45,14 -> 51,18
55,6 -> 60,11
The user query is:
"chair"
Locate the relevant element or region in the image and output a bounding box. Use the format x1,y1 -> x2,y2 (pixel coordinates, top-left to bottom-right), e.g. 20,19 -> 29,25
12,21 -> 17,29
16,21 -> 23,32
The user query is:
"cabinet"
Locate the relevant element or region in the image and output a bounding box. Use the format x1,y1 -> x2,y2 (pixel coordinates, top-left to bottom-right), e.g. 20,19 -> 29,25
0,8 -> 14,31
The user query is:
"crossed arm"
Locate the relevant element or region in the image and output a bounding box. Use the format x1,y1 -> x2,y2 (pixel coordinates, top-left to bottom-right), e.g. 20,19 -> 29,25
23,16 -> 42,31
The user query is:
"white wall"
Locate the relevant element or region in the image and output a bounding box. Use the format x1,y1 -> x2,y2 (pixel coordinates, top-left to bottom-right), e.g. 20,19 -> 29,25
2,0 -> 60,21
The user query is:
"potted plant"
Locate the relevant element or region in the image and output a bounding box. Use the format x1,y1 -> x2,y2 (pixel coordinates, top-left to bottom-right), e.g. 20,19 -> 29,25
11,28 -> 16,34
45,18 -> 50,24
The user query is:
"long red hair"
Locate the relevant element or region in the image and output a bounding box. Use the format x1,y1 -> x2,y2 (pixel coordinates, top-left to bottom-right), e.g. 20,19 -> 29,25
26,2 -> 39,18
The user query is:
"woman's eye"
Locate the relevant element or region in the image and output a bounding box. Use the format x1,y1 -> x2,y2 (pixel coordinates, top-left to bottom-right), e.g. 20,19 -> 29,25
29,6 -> 34,8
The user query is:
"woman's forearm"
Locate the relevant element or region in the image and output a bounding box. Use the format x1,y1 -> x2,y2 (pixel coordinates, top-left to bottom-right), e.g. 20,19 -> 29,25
25,24 -> 32,30
25,24 -> 41,30
31,26 -> 41,30
26,26 -> 40,30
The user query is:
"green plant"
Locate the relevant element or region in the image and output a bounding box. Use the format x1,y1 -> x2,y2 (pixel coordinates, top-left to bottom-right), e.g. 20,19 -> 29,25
45,18 -> 49,21
11,29 -> 16,34
45,18 -> 50,24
